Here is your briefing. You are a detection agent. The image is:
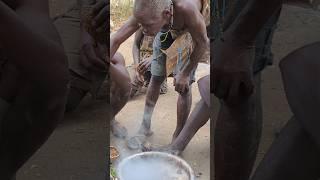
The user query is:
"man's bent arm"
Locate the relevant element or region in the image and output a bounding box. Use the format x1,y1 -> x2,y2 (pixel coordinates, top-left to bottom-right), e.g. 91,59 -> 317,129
181,7 -> 209,77
132,28 -> 143,65
111,16 -> 140,59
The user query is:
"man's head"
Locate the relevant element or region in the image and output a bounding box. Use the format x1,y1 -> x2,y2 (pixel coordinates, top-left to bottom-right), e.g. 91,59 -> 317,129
133,0 -> 172,36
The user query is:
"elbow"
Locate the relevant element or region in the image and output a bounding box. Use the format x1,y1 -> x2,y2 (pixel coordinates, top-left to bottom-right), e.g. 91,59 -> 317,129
111,34 -> 120,48
195,36 -> 210,52
204,37 -> 210,51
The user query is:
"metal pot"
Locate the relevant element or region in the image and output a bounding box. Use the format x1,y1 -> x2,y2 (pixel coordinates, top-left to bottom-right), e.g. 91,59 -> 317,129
117,152 -> 195,180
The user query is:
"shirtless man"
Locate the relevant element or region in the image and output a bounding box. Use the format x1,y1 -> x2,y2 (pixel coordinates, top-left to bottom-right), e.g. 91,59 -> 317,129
54,0 -> 129,138
111,0 -> 209,149
0,0 -> 68,179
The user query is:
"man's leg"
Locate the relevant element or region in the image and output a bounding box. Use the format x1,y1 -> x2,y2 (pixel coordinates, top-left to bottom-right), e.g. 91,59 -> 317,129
0,82 -> 67,179
144,99 -> 210,154
110,52 -> 130,138
172,55 -> 197,141
172,86 -> 193,141
127,74 -> 165,149
139,75 -> 165,135
215,73 -> 262,180
252,43 -> 320,179
65,71 -> 90,112
127,31 -> 172,149
251,117 -> 320,180
172,99 -> 210,154
214,5 -> 280,179
280,42 -> 320,148
53,8 -> 90,112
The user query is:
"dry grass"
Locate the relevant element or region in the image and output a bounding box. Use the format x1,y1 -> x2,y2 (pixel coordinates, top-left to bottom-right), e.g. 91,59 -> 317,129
111,0 -> 134,31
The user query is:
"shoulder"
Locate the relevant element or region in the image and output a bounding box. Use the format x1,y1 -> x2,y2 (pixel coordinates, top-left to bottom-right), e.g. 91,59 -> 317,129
175,0 -> 200,16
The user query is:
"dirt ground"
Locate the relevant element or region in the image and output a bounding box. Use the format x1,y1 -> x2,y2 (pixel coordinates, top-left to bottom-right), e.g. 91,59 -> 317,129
16,2 -> 320,180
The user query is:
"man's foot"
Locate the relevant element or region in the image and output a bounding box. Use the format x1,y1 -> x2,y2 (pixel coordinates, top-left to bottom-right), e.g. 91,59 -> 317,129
127,135 -> 147,150
111,120 -> 128,139
141,143 -> 181,156
127,127 -> 153,150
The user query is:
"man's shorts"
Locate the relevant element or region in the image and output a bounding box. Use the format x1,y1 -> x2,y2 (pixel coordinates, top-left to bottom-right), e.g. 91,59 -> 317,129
151,31 -> 196,84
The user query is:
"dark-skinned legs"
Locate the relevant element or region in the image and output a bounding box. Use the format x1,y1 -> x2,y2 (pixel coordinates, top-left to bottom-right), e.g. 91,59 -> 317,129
169,99 -> 210,155
110,52 -> 131,138
139,75 -> 165,136
143,75 -> 210,154
280,42 -> 320,148
0,83 -> 67,180
215,73 -> 262,180
172,85 -> 193,141
213,5 -> 280,179
251,117 -> 320,180
54,7 -> 128,138
130,74 -> 192,149
251,42 -> 320,180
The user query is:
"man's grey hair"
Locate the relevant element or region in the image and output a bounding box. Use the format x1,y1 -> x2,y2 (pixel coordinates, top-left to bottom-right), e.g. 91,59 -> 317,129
134,0 -> 172,17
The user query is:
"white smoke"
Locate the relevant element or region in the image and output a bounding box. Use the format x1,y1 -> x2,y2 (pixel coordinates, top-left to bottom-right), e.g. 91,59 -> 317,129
117,156 -> 190,180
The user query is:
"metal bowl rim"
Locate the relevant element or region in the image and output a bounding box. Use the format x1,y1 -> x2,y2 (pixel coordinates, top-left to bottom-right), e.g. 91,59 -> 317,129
117,151 -> 195,180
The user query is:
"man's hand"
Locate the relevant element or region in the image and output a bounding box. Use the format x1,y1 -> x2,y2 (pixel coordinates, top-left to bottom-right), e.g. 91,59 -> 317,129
211,33 -> 255,105
137,57 -> 152,74
133,70 -> 144,86
91,0 -> 108,33
174,73 -> 190,95
80,31 -> 106,72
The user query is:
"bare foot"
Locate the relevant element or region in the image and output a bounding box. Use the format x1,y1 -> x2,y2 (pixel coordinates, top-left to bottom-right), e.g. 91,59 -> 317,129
127,135 -> 146,150
138,125 -> 154,137
111,119 -> 127,139
127,126 -> 154,150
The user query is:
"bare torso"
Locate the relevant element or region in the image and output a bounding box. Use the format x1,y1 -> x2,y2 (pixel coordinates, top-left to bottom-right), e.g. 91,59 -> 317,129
171,0 -> 203,31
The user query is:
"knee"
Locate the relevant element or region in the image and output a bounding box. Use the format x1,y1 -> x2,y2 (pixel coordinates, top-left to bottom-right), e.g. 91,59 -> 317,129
150,75 -> 165,85
279,42 -> 320,78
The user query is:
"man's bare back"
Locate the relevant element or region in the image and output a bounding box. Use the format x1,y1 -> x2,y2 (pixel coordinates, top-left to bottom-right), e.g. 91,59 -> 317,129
169,0 -> 202,31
